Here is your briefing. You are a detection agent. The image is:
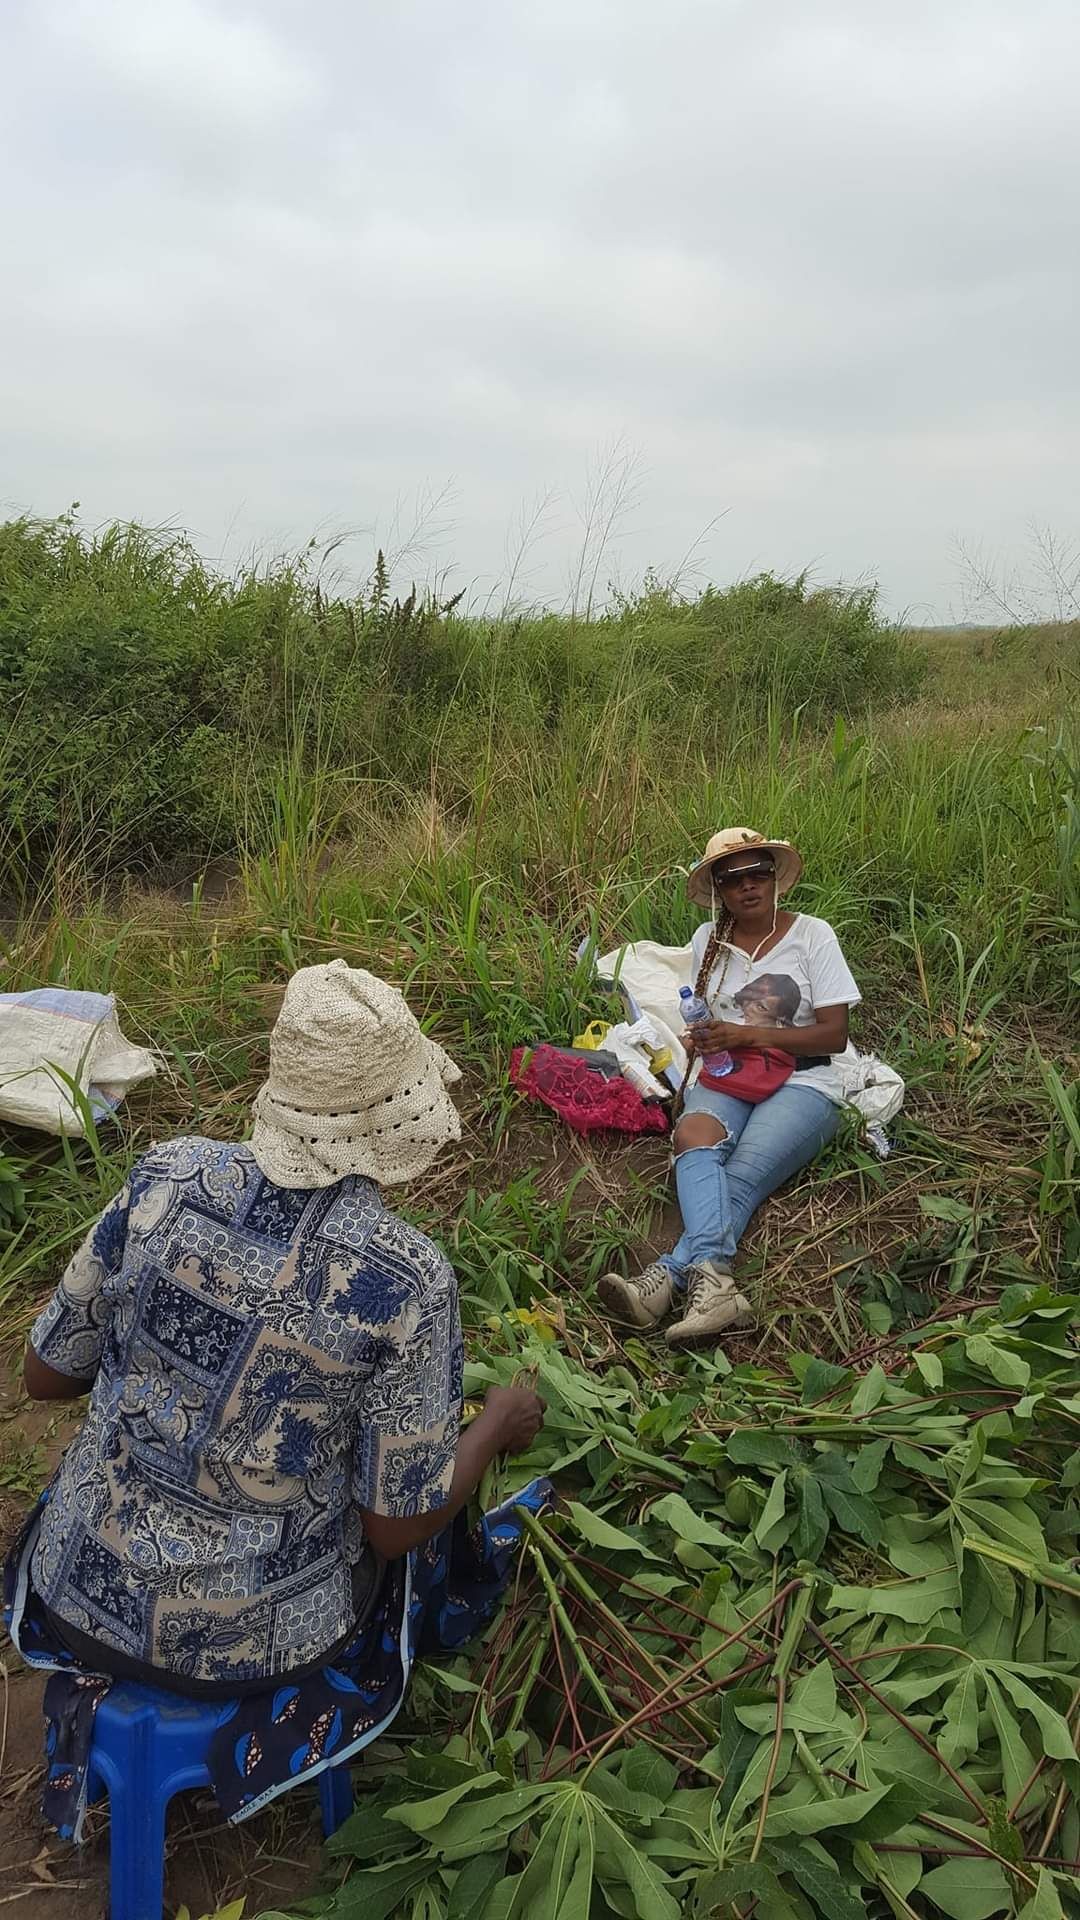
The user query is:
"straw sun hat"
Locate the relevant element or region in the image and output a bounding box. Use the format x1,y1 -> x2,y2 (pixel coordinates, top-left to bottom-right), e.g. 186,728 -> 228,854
250,960 -> 462,1190
686,828 -> 803,908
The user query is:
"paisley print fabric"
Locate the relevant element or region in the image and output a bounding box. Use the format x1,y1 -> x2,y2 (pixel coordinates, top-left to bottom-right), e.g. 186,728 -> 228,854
4,1478 -> 554,1838
22,1139 -> 463,1684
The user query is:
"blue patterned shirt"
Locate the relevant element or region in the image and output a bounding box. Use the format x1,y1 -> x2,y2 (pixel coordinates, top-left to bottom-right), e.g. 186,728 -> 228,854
28,1139 -> 462,1685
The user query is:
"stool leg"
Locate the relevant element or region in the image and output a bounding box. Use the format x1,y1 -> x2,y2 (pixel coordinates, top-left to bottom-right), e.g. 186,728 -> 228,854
106,1776 -> 168,1920
318,1763 -> 353,1837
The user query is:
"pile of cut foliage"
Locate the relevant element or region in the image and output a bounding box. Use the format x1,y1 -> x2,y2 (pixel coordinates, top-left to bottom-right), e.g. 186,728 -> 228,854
266,1277 -> 1080,1920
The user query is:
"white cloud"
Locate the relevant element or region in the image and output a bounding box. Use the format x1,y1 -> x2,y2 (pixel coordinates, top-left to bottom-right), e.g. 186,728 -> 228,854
1,0 -> 1078,616
46,0 -> 312,124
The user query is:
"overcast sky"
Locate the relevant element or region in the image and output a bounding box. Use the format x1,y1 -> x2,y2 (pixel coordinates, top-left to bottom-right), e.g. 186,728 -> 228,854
3,0 -> 1078,619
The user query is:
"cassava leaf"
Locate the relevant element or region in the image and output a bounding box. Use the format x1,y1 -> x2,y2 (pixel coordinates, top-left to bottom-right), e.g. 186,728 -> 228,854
389,1773 -> 506,1833
647,1492 -> 735,1548
818,1475 -> 883,1547
689,1865 -> 783,1912
852,1436 -> 889,1491
801,1356 -> 853,1402
964,1333 -> 1032,1388
327,1861 -> 437,1920
566,1502 -> 659,1558
726,1430 -> 803,1470
446,1853 -> 508,1920
594,1805 -> 681,1920
429,1783 -> 556,1858
769,1841 -> 869,1920
919,1856 -> 1011,1918
851,1363 -> 887,1414
939,1666 -> 982,1767
762,1781 -> 893,1837
993,1666 -> 1076,1762
795,1468 -> 829,1560
985,1675 -> 1039,1809
827,1567 -> 960,1621
915,1349 -> 945,1390
500,1792 -> 591,1920
754,1469 -> 788,1547
619,1748 -> 678,1802
1016,1868 -> 1069,1919
726,1733 -> 794,1827
736,1661 -> 840,1736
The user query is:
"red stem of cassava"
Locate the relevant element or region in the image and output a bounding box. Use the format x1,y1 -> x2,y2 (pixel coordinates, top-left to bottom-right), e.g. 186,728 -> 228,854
580,1579 -> 804,1779
808,1620 -> 986,1820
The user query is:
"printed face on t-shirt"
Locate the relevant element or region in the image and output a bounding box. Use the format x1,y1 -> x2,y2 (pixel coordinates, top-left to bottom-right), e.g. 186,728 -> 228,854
732,974 -> 802,1028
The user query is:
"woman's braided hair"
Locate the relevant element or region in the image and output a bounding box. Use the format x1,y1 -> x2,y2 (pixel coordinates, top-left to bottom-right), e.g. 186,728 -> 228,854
693,906 -> 735,1002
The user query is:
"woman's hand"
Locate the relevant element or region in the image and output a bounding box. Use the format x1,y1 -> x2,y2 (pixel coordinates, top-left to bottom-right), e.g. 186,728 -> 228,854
482,1385 -> 547,1455
361,1386 -> 548,1560
685,1019 -> 747,1055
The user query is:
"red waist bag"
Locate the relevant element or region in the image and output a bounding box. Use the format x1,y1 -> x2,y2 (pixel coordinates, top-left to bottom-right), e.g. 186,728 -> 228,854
699,1046 -> 795,1103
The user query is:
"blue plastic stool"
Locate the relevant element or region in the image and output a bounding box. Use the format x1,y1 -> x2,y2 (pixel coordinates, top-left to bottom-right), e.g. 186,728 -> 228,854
85,1681 -> 354,1920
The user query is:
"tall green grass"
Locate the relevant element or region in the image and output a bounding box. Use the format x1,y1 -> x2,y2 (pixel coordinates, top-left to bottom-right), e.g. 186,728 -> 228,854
1,512 -> 1079,1337
0,514 -> 925,890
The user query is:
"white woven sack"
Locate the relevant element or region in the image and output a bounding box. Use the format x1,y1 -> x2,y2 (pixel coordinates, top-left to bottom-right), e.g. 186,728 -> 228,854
0,990 -> 156,1137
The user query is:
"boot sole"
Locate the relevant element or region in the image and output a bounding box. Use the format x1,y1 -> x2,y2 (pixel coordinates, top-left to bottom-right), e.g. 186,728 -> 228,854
597,1273 -> 663,1329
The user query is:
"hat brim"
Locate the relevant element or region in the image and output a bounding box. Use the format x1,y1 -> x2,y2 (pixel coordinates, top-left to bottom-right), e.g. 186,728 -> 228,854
249,1036 -> 463,1190
687,842 -> 803,908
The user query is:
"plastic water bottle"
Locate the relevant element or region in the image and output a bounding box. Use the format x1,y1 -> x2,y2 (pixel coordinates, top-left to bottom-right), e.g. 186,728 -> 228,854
679,986 -> 734,1077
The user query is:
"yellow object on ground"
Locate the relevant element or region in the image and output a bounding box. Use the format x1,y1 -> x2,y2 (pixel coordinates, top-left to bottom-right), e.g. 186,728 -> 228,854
573,1019 -> 610,1050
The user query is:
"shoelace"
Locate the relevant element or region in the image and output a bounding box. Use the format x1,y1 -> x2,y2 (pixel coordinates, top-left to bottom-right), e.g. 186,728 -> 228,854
684,1268 -> 706,1312
639,1265 -> 670,1309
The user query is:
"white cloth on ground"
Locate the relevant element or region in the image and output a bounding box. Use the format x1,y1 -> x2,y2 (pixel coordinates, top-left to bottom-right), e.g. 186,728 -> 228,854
602,1016 -> 671,1100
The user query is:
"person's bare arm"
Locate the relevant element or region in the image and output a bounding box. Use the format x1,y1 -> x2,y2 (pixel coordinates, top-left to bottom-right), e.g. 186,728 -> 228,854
688,1005 -> 850,1058
23,1345 -> 95,1401
358,1385 -> 545,1560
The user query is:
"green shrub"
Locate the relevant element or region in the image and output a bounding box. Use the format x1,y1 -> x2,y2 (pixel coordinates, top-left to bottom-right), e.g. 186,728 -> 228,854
0,515 -> 926,888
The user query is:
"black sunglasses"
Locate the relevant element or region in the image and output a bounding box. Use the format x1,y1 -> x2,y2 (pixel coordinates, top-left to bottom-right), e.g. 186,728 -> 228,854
715,862 -> 775,885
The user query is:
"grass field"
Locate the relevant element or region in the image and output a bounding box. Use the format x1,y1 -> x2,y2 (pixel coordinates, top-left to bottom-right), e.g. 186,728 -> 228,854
1,519 -> 1079,1918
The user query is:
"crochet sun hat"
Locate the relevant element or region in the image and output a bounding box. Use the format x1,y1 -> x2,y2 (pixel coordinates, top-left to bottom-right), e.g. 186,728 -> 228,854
250,959 -> 463,1189
686,828 -> 803,908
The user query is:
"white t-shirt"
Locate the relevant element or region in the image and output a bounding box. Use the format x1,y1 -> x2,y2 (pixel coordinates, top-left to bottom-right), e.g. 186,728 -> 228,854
688,913 -> 861,1104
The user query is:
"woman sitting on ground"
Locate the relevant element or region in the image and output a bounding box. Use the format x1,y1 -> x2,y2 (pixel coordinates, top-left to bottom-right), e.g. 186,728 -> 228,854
8,961 -> 544,1711
599,829 -> 860,1348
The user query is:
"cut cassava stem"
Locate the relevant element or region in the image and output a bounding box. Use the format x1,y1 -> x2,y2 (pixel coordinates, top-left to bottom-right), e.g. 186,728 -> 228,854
579,1577 -> 805,1782
501,1609 -> 554,1736
806,1619 -> 987,1819
525,1539 -> 619,1719
517,1507 -> 713,1739
549,1604 -> 587,1752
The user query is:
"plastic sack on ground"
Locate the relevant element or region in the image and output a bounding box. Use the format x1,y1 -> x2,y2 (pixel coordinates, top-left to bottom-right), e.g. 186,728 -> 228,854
0,990 -> 157,1137
832,1043 -> 905,1127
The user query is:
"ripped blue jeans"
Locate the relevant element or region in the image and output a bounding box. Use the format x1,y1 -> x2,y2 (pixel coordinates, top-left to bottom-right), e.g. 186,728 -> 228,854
660,1080 -> 840,1283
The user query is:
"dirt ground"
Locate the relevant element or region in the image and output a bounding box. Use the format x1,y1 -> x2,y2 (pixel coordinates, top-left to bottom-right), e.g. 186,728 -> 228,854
0,1661 -> 336,1918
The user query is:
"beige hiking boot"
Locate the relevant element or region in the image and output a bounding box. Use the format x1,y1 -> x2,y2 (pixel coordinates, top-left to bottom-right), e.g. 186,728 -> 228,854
597,1261 -> 676,1329
666,1258 -> 754,1348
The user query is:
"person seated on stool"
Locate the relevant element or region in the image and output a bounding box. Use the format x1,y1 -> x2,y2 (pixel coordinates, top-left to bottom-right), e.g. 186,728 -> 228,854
11,961 -> 544,1697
